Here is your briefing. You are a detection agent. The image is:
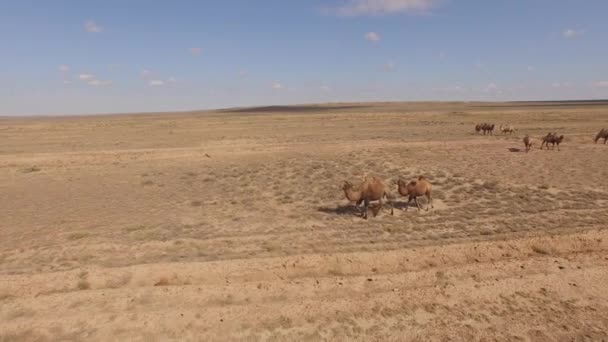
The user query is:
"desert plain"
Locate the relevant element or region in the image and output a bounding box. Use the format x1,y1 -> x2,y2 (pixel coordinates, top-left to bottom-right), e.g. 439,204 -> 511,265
1,101 -> 608,341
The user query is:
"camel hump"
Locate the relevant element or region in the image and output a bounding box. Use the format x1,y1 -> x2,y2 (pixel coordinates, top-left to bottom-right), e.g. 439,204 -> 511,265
418,176 -> 425,181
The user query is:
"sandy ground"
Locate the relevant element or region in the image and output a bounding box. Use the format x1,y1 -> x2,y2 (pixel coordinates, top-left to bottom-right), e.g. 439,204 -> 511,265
1,101 -> 608,341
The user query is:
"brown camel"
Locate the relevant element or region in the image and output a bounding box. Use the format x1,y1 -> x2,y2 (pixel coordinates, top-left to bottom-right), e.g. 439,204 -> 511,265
342,176 -> 394,219
397,176 -> 434,211
478,123 -> 495,135
540,132 -> 564,151
595,128 -> 608,144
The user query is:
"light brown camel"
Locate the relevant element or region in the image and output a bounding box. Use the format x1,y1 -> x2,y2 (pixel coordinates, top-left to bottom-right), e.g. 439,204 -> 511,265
342,176 -> 394,219
595,128 -> 608,144
500,125 -> 515,135
397,176 -> 434,211
523,135 -> 534,153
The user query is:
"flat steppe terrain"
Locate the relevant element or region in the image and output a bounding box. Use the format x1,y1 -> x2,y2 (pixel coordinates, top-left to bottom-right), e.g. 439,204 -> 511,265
2,101 -> 608,341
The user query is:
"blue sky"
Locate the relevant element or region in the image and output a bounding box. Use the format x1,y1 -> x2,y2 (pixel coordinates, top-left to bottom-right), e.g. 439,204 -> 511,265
1,0 -> 607,115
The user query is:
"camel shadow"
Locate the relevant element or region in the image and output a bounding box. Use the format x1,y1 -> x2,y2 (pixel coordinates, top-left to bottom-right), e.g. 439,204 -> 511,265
317,204 -> 361,216
508,147 -> 522,153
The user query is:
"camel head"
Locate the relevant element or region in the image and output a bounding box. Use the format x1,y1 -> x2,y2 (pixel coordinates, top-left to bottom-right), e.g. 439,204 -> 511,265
557,135 -> 564,143
397,179 -> 409,196
595,129 -> 605,143
342,181 -> 352,191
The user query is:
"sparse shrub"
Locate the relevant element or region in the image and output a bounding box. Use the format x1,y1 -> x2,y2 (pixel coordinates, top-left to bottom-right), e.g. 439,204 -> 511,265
154,277 -> 169,286
67,232 -> 88,240
77,280 -> 91,290
22,166 -> 41,173
531,245 -> 551,255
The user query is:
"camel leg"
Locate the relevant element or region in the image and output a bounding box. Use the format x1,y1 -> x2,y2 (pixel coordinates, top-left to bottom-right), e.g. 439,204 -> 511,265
404,196 -> 412,211
362,198 -> 369,219
386,194 -> 394,215
414,197 -> 422,211
374,198 -> 383,217
427,193 -> 434,210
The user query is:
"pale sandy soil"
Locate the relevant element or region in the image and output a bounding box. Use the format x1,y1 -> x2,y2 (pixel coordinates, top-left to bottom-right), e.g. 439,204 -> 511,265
1,101 -> 608,341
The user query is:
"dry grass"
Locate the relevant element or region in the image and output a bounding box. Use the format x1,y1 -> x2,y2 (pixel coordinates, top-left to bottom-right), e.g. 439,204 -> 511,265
3,101 -> 608,340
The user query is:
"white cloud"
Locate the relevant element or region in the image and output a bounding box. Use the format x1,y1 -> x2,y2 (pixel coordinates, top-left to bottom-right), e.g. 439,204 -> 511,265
167,77 -> 177,84
480,82 -> 501,94
79,74 -> 94,80
593,81 -> 608,88
383,61 -> 396,71
364,32 -> 381,42
333,0 -> 437,16
272,81 -> 283,90
434,85 -> 466,92
189,47 -> 202,56
149,80 -> 164,87
84,20 -> 102,33
140,69 -> 151,78
320,85 -> 331,92
87,79 -> 112,87
58,65 -> 70,72
563,29 -> 584,39
552,82 -> 574,88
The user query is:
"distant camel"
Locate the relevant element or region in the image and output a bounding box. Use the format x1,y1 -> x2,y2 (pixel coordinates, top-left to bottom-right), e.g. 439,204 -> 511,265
342,176 -> 394,219
540,132 -> 564,151
523,135 -> 535,153
397,176 -> 434,211
475,123 -> 495,135
595,128 -> 608,144
500,125 -> 515,135
480,123 -> 495,135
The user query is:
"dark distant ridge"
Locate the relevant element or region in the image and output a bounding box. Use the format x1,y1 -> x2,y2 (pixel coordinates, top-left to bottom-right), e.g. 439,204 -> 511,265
475,99 -> 608,108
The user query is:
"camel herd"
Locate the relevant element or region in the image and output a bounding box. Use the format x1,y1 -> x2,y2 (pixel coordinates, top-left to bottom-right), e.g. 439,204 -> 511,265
342,126 -> 608,219
342,176 -> 433,219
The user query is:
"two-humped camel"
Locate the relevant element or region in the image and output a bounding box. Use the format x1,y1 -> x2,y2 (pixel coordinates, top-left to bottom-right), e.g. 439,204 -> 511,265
475,123 -> 495,135
540,132 -> 564,151
342,176 -> 394,219
397,176 -> 434,211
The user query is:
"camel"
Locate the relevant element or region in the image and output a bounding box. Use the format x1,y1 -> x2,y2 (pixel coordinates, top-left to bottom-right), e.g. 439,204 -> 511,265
480,123 -> 495,135
397,176 -> 434,211
595,128 -> 608,144
540,132 -> 564,151
342,176 -> 394,219
523,135 -> 534,153
475,123 -> 494,135
500,125 -> 515,135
